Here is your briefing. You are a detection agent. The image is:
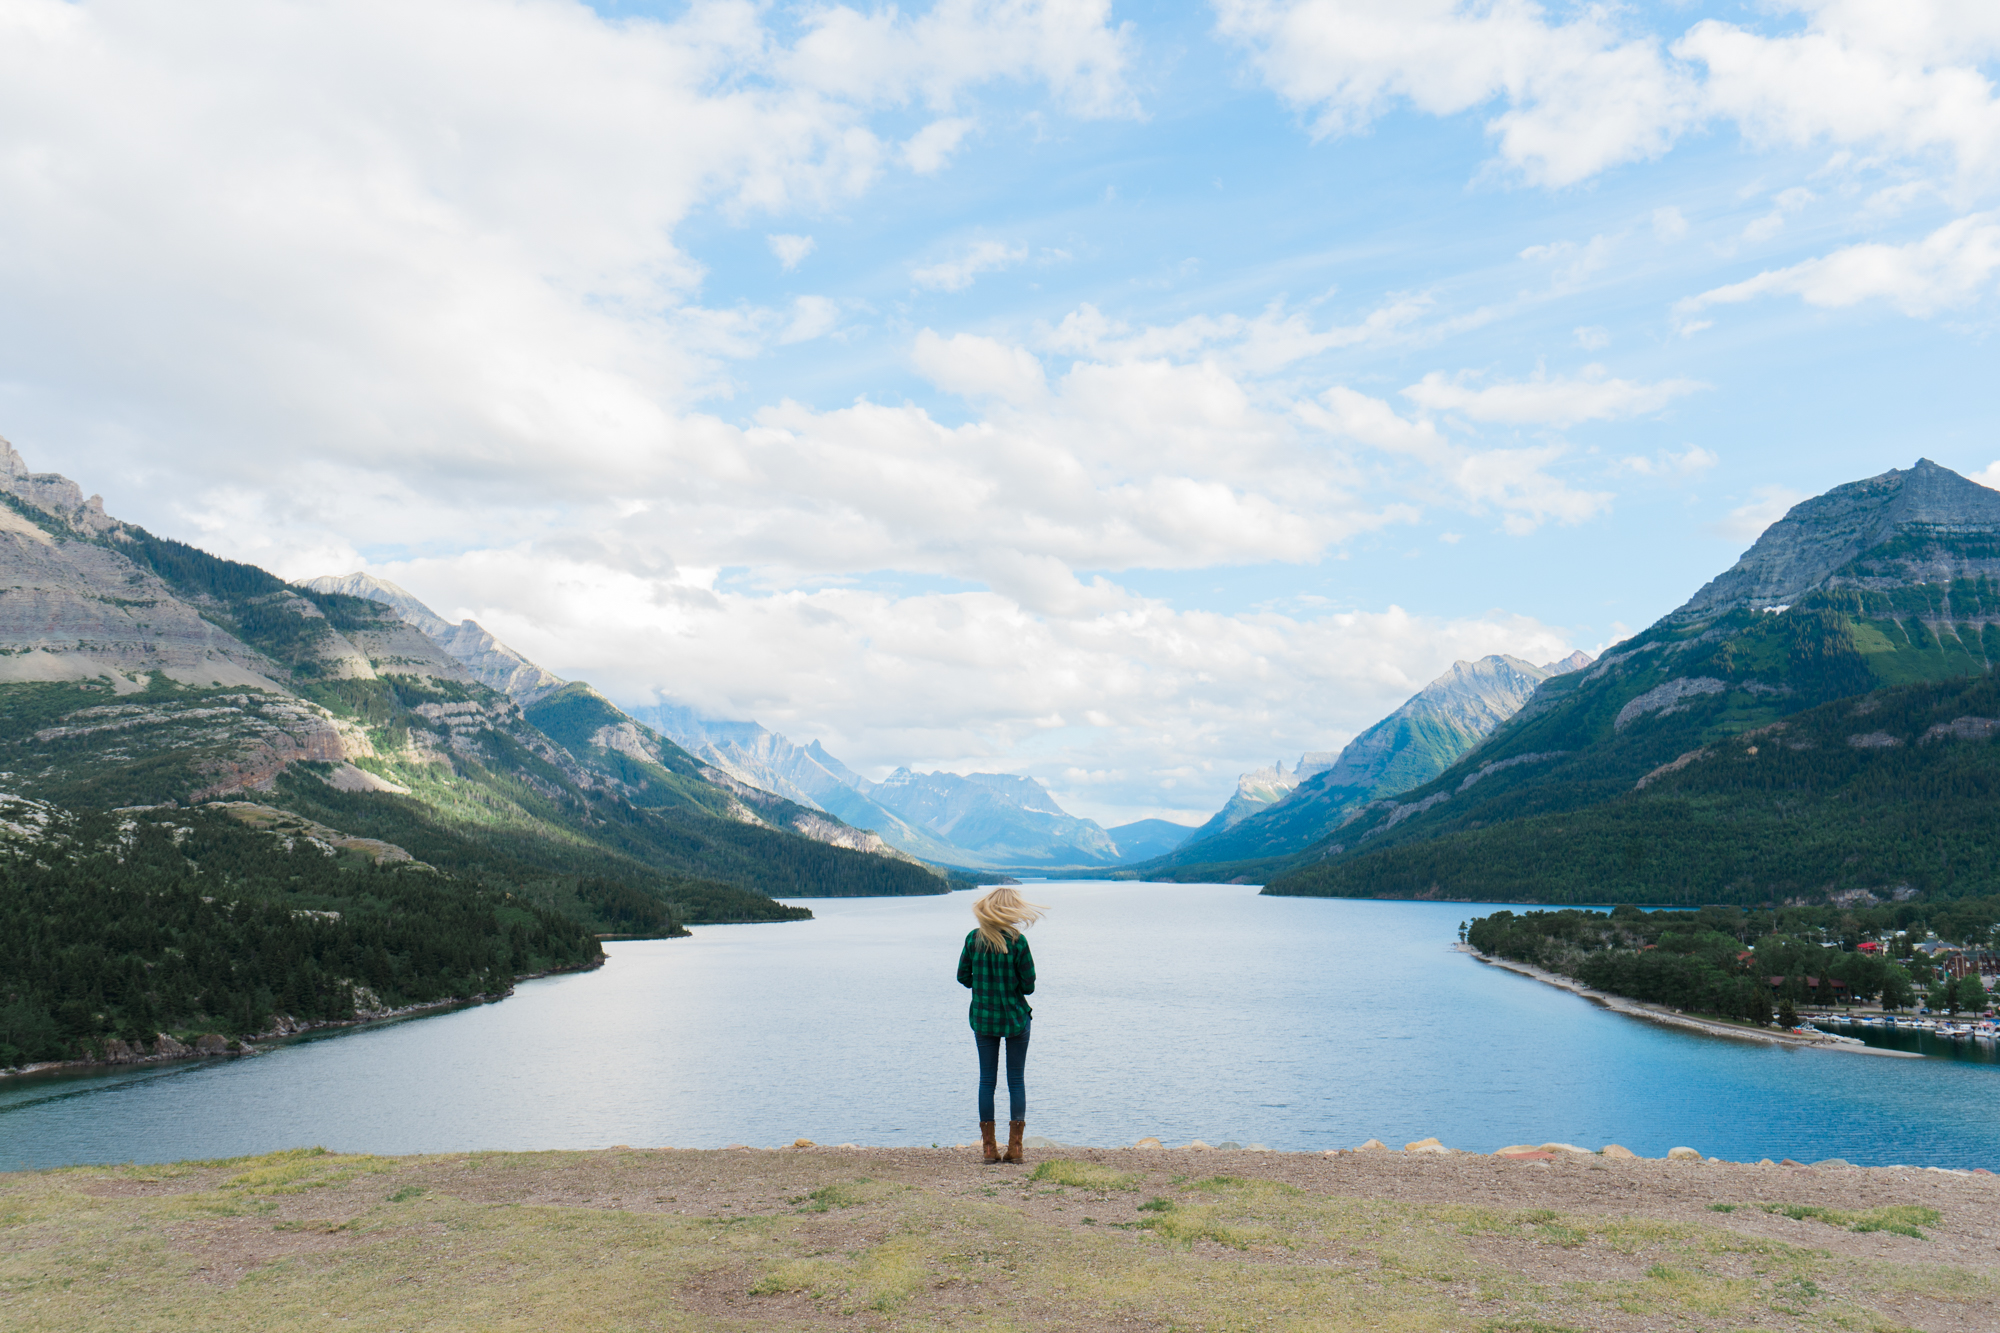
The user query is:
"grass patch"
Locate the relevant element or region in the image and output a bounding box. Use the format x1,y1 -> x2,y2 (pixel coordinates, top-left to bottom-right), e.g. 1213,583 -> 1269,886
222,1148 -> 399,1195
1757,1202 -> 1941,1239
789,1177 -> 902,1213
1026,1160 -> 1140,1191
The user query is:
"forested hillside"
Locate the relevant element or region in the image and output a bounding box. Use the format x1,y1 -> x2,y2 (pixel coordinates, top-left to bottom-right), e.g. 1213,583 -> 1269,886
0,802 -> 606,1069
1271,669 -> 2000,905
1465,898 -> 1999,1024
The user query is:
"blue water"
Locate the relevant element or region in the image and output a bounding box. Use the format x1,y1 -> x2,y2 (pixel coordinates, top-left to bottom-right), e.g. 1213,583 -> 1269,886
3,883 -> 1997,1170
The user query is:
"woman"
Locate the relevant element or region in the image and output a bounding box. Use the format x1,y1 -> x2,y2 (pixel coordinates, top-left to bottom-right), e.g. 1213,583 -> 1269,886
956,886 -> 1045,1164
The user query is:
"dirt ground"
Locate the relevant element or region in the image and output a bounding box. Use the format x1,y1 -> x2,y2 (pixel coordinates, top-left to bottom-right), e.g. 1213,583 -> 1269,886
7,1142 -> 1999,1331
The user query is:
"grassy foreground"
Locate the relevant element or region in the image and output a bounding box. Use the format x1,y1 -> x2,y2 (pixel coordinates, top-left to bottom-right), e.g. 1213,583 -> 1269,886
6,1144 -> 1999,1330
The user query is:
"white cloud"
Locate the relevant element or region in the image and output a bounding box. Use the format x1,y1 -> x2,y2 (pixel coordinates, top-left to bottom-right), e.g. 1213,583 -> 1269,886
1652,206 -> 1689,242
912,329 -> 1048,404
902,116 -> 976,173
1737,186 -> 1816,245
768,234 -> 817,270
1219,1 -> 2000,191
1678,210 -> 2000,322
1043,295 -> 1431,372
1519,235 -> 1615,289
1299,386 -> 1611,534
1214,0 -> 1698,186
778,295 -> 841,344
1621,445 -> 1719,479
1401,366 -> 1707,427
1573,325 -> 1611,350
1708,485 -> 1808,543
1678,4 -> 2000,184
1970,461 -> 2000,491
911,239 -> 1029,290
0,0 -> 1140,501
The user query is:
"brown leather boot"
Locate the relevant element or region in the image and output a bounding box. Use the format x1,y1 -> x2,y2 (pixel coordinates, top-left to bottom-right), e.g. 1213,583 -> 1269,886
980,1121 -> 999,1163
1005,1120 -> 1025,1164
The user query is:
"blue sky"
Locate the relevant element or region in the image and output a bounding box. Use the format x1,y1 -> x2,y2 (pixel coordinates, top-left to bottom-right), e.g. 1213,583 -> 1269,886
3,0 -> 1999,824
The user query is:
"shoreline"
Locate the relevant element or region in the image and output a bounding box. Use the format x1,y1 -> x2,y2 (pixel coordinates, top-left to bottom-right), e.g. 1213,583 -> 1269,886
1458,944 -> 1924,1057
0,956 -> 604,1083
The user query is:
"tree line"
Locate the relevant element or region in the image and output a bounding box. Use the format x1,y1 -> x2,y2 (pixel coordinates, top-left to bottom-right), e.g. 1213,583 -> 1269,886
0,809 -> 603,1068
1464,900 -> 1998,1029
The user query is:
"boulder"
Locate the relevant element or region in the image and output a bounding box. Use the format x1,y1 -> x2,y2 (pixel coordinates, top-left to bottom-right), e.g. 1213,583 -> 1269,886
1541,1142 -> 1594,1155
153,1033 -> 191,1057
1494,1144 -> 1543,1156
1600,1144 -> 1638,1159
1133,1137 -> 1164,1149
1404,1137 -> 1450,1154
1183,1140 -> 1213,1151
1666,1146 -> 1702,1161
194,1033 -> 229,1055
1356,1139 -> 1391,1151
792,1138 -> 815,1148
100,1038 -> 137,1063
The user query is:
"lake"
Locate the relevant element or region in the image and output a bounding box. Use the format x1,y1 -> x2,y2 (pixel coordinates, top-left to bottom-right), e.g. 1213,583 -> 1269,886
4,882 -> 1997,1170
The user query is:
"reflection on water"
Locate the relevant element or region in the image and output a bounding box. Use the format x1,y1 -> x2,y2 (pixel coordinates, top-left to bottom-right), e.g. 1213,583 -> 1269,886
1819,1018 -> 2000,1064
4,883 -> 1999,1170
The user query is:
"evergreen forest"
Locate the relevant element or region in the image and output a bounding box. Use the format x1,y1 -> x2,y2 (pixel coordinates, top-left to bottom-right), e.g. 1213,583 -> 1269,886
0,807 -> 610,1068
1464,900 -> 2000,1028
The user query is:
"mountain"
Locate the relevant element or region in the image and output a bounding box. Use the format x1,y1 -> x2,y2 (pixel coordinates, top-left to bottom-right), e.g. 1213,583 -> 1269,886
0,438 -> 942,936
866,768 -> 1122,867
1139,652 -> 1588,877
300,572 -> 565,704
1267,459 -> 2000,905
629,701 -> 1148,868
1104,818 -> 1199,860
621,703 -> 970,865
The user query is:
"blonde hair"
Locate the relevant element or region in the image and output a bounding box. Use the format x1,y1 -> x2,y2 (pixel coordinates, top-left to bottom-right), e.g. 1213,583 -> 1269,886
972,886 -> 1046,953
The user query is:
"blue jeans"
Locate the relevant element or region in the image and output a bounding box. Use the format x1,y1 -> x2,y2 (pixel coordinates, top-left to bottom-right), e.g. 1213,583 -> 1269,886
975,1021 -> 1030,1122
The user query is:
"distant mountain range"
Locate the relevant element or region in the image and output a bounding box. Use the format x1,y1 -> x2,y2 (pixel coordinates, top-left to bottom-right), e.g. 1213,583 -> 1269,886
0,438 -> 942,939
626,703 -> 1171,868
1129,651 -> 1593,879
1265,458 -> 2000,906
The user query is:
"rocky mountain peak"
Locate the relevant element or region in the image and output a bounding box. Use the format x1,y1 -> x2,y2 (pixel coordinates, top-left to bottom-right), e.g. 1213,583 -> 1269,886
1672,459 -> 2000,620
299,572 -> 566,706
1,437 -> 117,535
1541,649 -> 1594,675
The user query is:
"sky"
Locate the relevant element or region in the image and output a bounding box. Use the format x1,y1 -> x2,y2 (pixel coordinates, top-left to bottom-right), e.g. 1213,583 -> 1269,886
4,0 -> 2000,828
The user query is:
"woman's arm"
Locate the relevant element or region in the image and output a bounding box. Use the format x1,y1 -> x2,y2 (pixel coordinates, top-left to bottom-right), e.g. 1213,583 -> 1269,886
957,934 -> 975,988
1014,934 -> 1036,996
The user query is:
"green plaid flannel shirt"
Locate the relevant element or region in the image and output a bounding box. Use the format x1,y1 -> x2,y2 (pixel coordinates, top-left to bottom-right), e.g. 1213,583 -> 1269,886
956,929 -> 1035,1035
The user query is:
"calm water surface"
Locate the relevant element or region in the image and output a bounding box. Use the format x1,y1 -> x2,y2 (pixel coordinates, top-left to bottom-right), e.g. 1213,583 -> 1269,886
5,883 -> 1998,1170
